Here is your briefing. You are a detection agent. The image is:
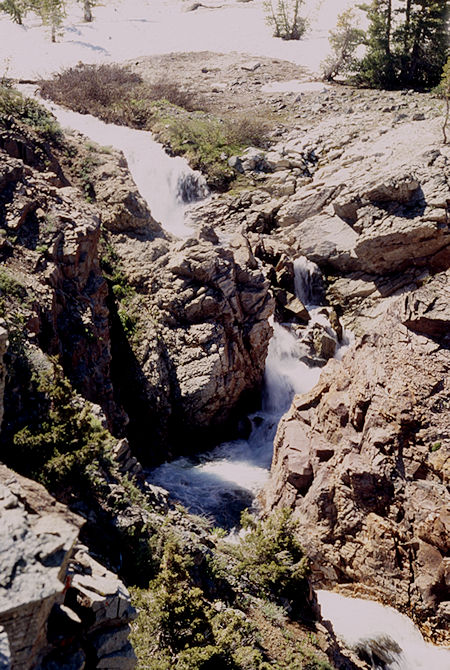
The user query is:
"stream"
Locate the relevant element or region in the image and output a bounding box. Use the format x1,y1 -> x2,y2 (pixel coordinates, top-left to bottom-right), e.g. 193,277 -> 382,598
20,89 -> 450,669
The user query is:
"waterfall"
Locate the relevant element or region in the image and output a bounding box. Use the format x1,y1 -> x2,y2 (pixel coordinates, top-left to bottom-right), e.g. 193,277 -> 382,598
317,591 -> 450,670
147,258 -> 339,526
293,256 -> 324,307
18,86 -> 209,237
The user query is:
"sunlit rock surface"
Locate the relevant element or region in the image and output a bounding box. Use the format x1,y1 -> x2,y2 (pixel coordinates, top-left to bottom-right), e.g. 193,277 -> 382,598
265,271 -> 450,641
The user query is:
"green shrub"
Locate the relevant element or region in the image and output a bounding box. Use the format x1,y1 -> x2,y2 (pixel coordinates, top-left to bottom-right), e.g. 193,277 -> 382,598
0,84 -> 63,143
74,144 -> 101,201
232,509 -> 310,609
40,64 -> 143,115
11,363 -> 113,492
0,269 -> 26,300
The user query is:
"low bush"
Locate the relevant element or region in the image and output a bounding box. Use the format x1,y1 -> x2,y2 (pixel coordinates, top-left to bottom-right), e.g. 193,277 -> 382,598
40,64 -> 143,115
145,79 -> 203,112
231,509 -> 310,611
0,269 -> 26,301
0,84 -> 63,143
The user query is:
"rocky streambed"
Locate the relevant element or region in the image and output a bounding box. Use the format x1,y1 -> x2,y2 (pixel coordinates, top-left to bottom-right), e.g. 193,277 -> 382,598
0,52 -> 449,669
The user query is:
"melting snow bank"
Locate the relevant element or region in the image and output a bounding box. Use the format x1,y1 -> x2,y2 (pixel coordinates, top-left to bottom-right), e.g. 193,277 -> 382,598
261,80 -> 329,94
317,591 -> 450,670
0,0 -> 359,80
19,86 -> 208,237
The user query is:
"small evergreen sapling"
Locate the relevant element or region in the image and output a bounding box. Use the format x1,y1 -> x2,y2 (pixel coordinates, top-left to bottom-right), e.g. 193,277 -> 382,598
321,8 -> 365,81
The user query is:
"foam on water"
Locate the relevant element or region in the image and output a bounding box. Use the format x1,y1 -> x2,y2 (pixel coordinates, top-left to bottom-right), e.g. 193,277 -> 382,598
20,87 -> 208,237
317,591 -> 450,669
148,257 -> 329,525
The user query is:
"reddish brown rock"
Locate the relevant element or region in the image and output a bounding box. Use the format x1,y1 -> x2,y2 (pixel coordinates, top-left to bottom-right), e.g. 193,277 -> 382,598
264,271 -> 450,641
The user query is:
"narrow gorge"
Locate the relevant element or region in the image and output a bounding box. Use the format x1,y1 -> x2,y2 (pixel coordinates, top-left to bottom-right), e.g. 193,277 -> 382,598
0,36 -> 449,670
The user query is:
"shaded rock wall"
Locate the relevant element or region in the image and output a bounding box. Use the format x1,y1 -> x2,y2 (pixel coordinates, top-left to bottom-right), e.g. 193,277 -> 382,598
0,323 -> 7,430
107,225 -> 274,463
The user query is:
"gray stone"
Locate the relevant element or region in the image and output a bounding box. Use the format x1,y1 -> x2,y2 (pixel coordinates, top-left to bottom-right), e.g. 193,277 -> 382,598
96,642 -> 137,669
228,155 -> 244,173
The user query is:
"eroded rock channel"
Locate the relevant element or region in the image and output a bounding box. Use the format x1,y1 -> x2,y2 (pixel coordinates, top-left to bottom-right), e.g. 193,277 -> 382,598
0,53 -> 449,669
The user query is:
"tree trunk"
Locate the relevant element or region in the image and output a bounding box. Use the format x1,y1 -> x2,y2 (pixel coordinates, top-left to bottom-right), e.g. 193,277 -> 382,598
386,0 -> 392,56
83,0 -> 92,22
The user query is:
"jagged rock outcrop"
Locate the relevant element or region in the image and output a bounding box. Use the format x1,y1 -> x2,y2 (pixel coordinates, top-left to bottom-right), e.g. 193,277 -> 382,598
0,145 -> 121,429
110,225 -> 274,461
1,121 -> 275,463
264,271 -> 450,642
0,465 -> 137,670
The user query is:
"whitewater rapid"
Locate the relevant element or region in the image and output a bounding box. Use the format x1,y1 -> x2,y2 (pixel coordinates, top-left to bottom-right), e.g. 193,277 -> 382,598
317,591 -> 450,670
147,258 -> 347,525
20,87 -> 208,237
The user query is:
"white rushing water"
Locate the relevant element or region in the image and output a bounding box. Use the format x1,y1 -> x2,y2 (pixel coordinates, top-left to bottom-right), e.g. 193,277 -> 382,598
317,591 -> 450,670
20,87 -> 209,238
147,258 -> 339,526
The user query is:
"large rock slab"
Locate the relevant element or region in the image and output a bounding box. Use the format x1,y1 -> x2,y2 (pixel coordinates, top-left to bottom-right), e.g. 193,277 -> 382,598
0,465 -> 83,670
116,228 -> 274,462
0,466 -> 137,670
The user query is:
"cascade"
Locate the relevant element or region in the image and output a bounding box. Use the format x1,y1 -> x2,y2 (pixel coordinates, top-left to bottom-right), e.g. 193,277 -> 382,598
148,256 -> 343,526
18,86 -> 209,237
15,89 -> 448,660
293,256 -> 325,307
317,591 -> 450,669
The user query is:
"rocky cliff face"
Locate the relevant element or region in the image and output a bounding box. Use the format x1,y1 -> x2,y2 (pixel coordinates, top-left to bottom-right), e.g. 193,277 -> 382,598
264,272 -> 450,641
112,226 -> 274,461
0,118 -> 273,463
0,465 -> 137,670
181,85 -> 450,644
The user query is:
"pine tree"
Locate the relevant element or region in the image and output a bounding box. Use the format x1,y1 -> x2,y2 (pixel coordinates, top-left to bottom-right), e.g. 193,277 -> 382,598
356,0 -> 397,88
35,0 -> 66,42
0,0 -> 31,25
396,0 -> 449,88
356,0 -> 449,89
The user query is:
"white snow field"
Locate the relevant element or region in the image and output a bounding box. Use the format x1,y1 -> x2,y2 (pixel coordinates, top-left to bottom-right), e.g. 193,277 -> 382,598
0,0 -> 357,80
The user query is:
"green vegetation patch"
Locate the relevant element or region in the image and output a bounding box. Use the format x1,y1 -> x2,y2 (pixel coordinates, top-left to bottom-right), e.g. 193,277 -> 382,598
10,363 -> 114,494
130,538 -> 268,670
99,234 -> 142,342
39,64 -> 271,190
130,511 -> 330,670
0,83 -> 63,143
229,508 -> 310,609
